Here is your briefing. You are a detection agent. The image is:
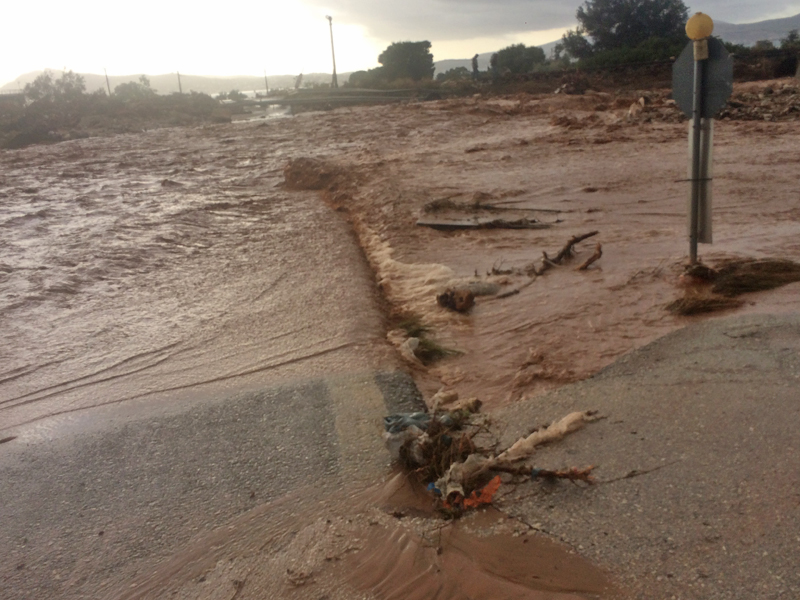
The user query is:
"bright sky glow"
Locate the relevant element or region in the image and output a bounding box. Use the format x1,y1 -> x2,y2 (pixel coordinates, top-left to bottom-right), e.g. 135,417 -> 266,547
1,0 -> 798,88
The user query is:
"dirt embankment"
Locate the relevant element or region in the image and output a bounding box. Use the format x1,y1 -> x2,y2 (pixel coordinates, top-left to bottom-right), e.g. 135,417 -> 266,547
284,78 -> 800,410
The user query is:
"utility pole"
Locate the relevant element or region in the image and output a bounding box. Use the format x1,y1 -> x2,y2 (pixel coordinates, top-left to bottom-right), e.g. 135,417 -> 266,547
177,71 -> 183,94
104,68 -> 112,96
325,15 -> 338,89
264,70 -> 269,96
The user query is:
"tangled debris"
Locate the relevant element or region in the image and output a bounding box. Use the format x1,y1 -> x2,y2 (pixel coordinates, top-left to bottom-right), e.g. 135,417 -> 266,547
668,258 -> 800,315
383,397 -> 599,517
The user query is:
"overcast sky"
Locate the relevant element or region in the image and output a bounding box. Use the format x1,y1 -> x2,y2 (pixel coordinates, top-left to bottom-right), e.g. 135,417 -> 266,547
2,0 -> 799,88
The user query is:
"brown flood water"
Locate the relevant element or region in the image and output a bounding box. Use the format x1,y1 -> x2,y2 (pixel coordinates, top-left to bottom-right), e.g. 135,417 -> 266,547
0,121 -> 392,434
0,116 -> 613,598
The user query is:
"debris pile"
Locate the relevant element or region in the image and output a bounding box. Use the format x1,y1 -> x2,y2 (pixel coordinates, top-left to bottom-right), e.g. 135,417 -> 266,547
553,73 -> 591,95
668,258 -> 800,315
383,392 -> 599,517
718,83 -> 800,121
622,82 -> 800,124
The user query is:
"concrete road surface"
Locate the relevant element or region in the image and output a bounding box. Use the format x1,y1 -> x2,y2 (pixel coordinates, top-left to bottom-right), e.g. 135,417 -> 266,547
0,371 -> 422,600
495,313 -> 800,600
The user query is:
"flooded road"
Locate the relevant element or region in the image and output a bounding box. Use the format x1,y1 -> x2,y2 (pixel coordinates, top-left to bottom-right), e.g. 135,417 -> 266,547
0,113 -> 617,599
0,121 -> 392,432
8,80 -> 796,598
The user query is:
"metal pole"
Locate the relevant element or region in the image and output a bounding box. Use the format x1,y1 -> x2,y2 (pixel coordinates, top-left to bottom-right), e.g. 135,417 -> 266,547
177,71 -> 183,94
104,68 -> 112,96
264,70 -> 269,95
326,16 -> 338,89
689,52 -> 704,264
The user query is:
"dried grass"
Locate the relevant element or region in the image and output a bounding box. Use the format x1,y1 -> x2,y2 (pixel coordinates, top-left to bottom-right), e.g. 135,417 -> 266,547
668,258 -> 800,316
666,293 -> 744,316
711,259 -> 800,297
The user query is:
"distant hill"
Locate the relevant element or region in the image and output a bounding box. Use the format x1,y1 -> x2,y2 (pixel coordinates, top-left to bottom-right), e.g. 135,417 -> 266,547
1,71 -> 347,95
714,13 -> 800,46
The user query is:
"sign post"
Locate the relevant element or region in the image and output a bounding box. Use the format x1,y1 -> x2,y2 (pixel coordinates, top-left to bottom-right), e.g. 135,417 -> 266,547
672,13 -> 733,264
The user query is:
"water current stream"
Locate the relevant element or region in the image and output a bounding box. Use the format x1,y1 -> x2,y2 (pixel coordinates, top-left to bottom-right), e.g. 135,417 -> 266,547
0,120 -> 387,433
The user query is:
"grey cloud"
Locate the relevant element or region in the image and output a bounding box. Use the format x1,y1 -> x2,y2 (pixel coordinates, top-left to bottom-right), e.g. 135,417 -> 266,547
311,0 -> 576,40
310,0 -> 798,41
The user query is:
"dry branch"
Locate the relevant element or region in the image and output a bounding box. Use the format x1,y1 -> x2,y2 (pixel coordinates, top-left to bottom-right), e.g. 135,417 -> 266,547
552,231 -> 599,264
577,243 -> 603,271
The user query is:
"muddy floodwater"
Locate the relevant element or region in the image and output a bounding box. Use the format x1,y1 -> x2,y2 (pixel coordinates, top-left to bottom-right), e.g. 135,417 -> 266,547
0,123 -> 392,433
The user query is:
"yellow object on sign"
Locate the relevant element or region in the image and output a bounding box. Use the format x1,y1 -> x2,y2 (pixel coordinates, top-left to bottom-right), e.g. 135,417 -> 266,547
686,12 -> 714,40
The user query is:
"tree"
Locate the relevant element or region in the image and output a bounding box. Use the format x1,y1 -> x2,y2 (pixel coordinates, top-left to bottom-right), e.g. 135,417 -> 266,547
780,30 -> 800,49
347,68 -> 385,87
114,75 -> 157,101
560,0 -> 689,59
492,44 -> 546,75
24,70 -> 86,102
555,30 -> 594,61
754,39 -> 776,51
378,41 -> 435,81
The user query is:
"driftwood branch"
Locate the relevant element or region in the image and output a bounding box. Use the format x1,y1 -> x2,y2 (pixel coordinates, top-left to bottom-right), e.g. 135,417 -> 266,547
577,243 -> 603,271
553,231 -> 599,264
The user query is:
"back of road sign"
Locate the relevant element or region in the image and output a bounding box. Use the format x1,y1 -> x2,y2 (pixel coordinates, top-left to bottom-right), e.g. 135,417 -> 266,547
673,37 -> 733,119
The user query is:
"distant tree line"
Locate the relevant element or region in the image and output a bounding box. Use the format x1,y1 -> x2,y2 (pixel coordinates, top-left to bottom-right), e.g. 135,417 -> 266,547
555,0 -> 800,68
0,70 -> 231,149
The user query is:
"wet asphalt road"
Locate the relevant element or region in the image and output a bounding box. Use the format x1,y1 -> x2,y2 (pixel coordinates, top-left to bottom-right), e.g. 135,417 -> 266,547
0,371 -> 423,600
495,313 -> 800,600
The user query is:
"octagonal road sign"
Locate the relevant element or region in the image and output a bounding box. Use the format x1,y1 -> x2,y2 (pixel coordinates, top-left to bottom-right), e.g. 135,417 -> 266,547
673,36 -> 733,119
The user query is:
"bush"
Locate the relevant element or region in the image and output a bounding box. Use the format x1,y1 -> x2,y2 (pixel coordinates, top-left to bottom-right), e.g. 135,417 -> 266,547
436,67 -> 471,82
492,44 -> 547,74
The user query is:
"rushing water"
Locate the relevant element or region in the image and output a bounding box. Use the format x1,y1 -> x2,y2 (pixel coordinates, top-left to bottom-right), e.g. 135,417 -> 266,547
0,122 -> 386,432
